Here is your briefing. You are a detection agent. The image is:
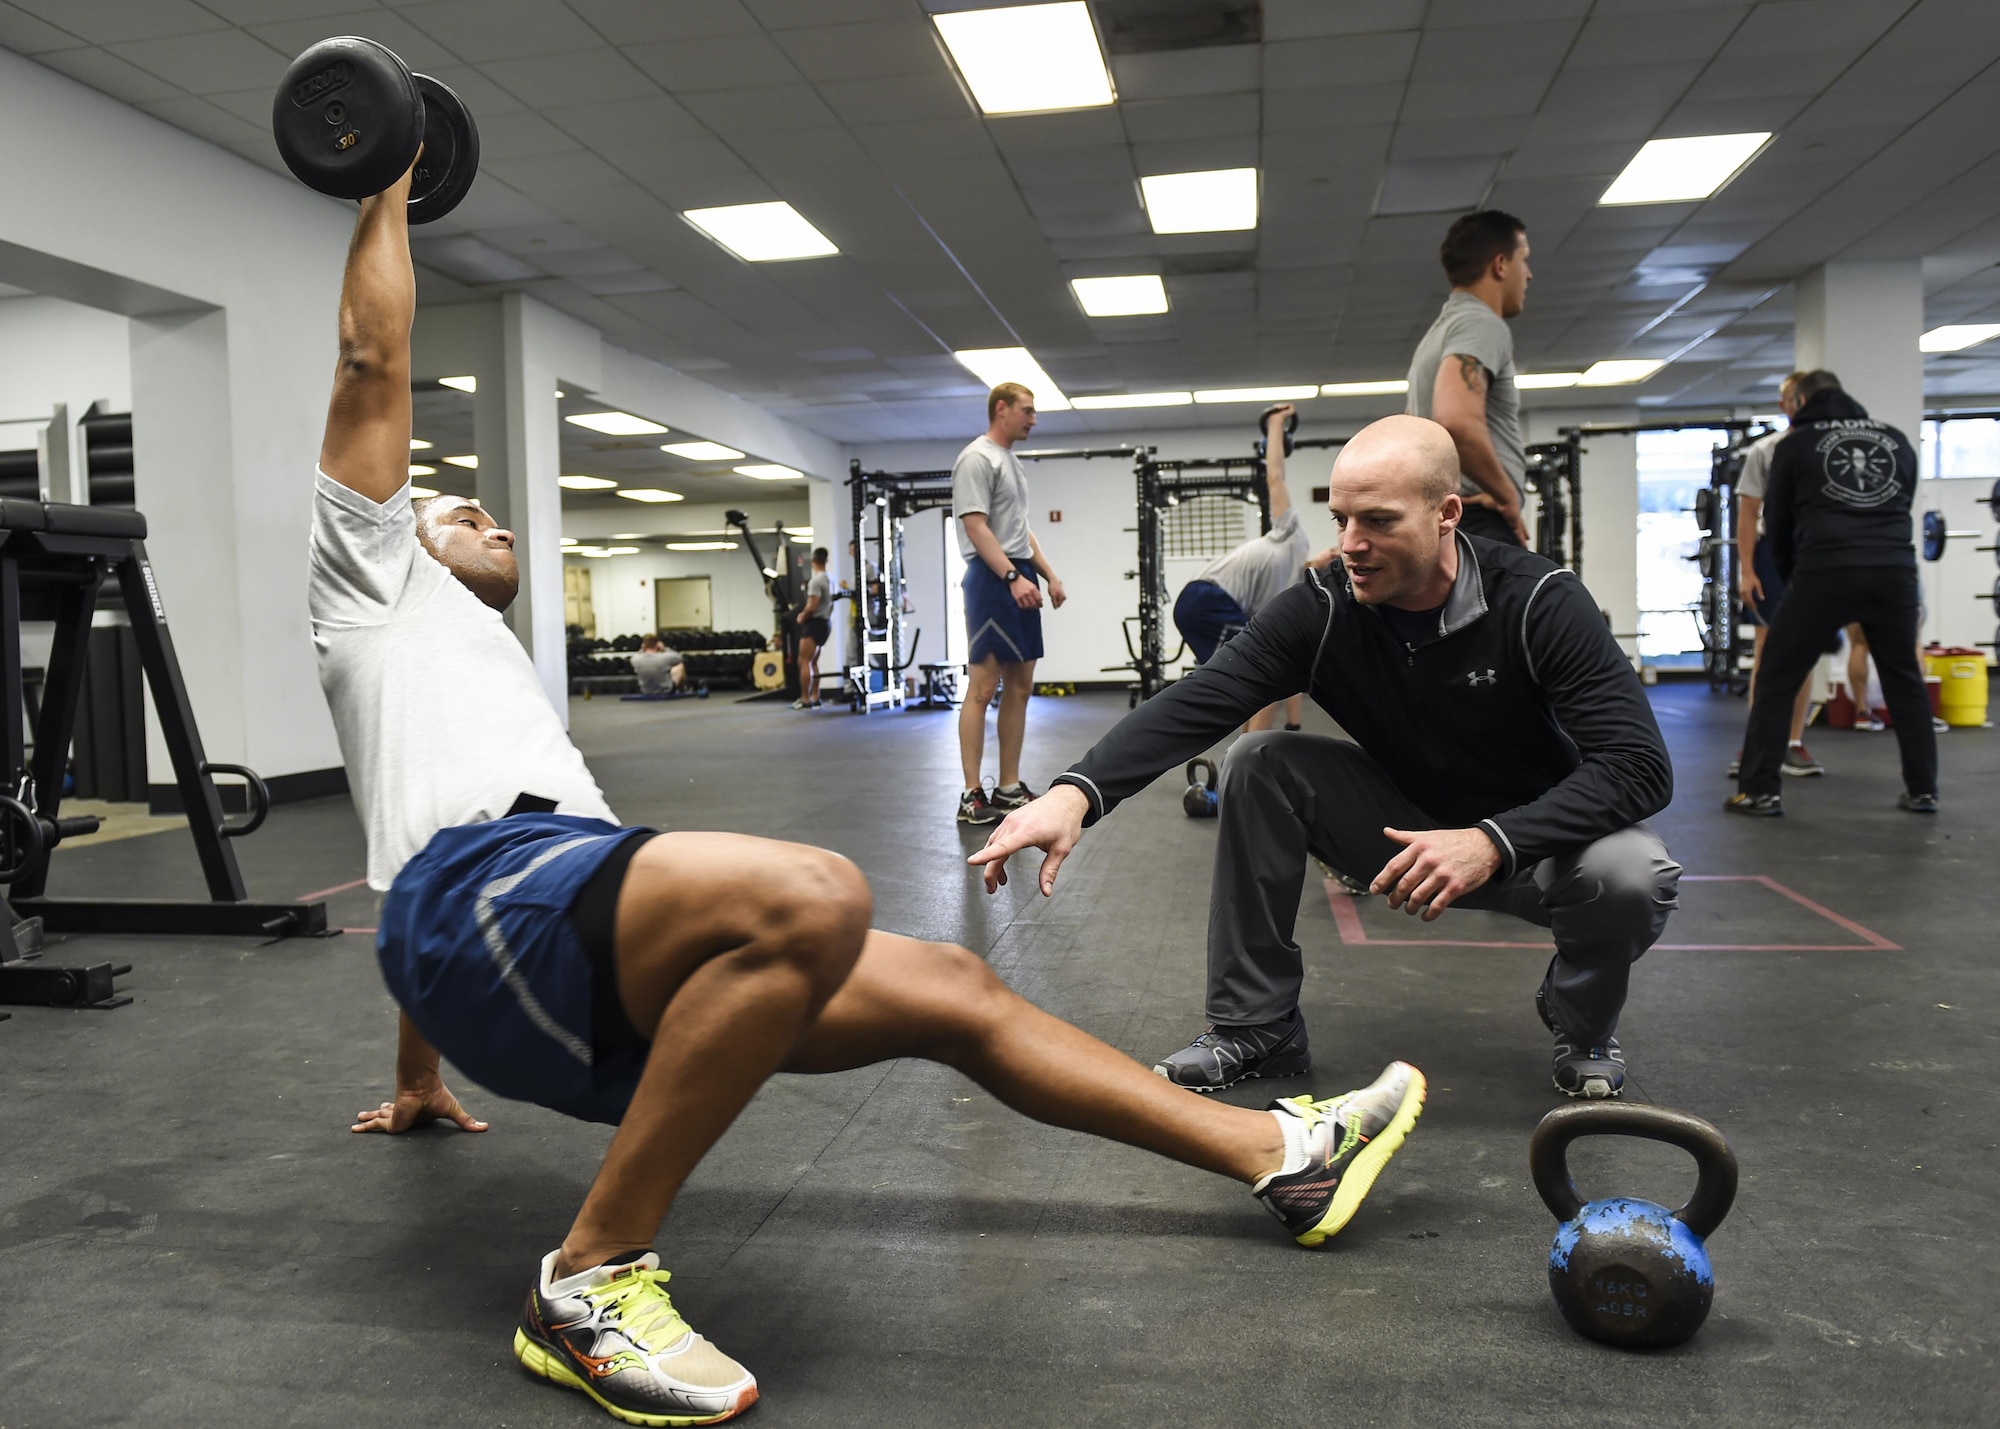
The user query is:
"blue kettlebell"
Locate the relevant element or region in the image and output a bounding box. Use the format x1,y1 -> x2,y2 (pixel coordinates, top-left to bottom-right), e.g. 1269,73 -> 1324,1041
1182,758 -> 1218,818
1529,1103 -> 1738,1349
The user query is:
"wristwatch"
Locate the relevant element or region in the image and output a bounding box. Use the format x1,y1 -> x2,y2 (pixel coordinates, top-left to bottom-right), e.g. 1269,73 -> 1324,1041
1003,568 -> 1020,583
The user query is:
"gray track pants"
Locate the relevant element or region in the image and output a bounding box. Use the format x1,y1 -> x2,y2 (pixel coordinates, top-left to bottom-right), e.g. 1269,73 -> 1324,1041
1208,732 -> 1681,1041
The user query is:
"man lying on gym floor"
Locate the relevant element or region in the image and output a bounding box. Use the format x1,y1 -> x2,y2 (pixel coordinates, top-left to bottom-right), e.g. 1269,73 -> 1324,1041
314,168 -> 1426,1427
975,415 -> 1680,1103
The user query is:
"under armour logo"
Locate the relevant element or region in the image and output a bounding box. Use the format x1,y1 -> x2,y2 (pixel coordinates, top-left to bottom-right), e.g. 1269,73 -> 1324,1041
1465,669 -> 1498,687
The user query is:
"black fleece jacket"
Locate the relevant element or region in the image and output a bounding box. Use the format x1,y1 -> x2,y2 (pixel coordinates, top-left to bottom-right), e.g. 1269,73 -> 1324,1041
1765,388 -> 1918,580
1053,534 -> 1672,877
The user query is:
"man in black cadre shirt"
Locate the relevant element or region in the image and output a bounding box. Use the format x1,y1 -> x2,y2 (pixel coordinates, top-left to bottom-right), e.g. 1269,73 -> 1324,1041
1728,370 -> 1938,816
972,416 -> 1682,1102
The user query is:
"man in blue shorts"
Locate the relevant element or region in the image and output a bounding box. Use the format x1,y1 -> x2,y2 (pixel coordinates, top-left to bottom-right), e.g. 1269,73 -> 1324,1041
318,168 -> 1425,1426
1173,403 -> 1314,732
952,383 -> 1067,824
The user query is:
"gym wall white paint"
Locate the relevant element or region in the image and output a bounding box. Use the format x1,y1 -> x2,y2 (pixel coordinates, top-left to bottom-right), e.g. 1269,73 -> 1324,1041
0,294 -> 132,458
0,46 -> 351,790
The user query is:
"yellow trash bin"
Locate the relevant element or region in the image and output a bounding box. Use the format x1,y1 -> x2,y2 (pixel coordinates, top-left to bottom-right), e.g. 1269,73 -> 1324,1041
1923,647 -> 1990,728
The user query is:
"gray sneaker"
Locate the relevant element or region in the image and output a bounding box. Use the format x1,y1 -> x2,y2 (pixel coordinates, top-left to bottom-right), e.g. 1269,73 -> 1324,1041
989,780 -> 1036,812
1153,1014 -> 1311,1092
1537,987 -> 1624,1099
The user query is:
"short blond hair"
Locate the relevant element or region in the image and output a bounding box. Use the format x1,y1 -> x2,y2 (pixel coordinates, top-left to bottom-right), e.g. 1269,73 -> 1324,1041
988,382 -> 1033,421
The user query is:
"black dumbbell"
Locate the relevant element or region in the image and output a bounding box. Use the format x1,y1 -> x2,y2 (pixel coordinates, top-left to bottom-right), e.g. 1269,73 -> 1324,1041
272,36 -> 479,223
1255,404 -> 1298,458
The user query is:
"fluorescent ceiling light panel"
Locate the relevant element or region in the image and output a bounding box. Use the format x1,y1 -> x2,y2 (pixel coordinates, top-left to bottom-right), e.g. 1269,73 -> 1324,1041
566,410 -> 670,436
577,548 -> 615,558
408,485 -> 438,498
1578,359 -> 1667,386
668,541 -> 737,551
609,532 -> 646,540
1193,385 -> 1319,404
682,201 -> 838,262
734,464 -> 804,481
615,488 -> 684,503
558,475 -> 618,490
1920,323 -> 2000,353
660,441 -> 745,461
1073,391 -> 1192,409
1320,380 -> 1407,397
951,347 -> 1072,410
441,454 -> 477,469
409,438 -> 432,451
438,375 -> 476,393
561,536 -> 578,545
1599,133 -> 1771,205
601,546 -> 640,556
1071,275 -> 1168,317
1515,372 -> 1584,389
1140,168 -> 1258,234
934,2 -> 1113,116
785,526 -> 813,537
408,464 -> 436,478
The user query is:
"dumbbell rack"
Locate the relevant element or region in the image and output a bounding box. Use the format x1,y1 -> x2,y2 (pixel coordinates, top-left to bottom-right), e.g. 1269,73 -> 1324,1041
0,499 -> 328,1012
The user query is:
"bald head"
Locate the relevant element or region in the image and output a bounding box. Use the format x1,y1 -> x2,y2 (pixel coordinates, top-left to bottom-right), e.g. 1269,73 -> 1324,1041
1333,415 -> 1460,508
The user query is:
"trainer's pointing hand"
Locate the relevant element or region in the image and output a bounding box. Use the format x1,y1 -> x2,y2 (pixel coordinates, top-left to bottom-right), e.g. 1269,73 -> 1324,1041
969,783 -> 1090,896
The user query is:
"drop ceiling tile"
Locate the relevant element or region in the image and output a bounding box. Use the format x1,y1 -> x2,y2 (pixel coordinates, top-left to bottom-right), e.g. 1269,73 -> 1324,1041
545,94 -> 710,150
244,9 -> 462,71
43,43 -> 205,106
1109,45 -> 1259,100
746,0 -> 913,26
472,109 -> 592,161
1412,18 -> 1580,82
1263,0 -> 1426,41
727,127 -> 873,173
623,32 -> 800,93
479,48 -> 659,109
1532,62 -> 1703,126
1568,5 -> 1749,67
566,0 -> 764,44
818,70 -> 970,126
771,20 -> 942,83
133,93 -> 270,151
1131,136 -> 1260,175
1122,94 -> 1260,144
601,138 -> 776,208
986,108 -> 1131,154
1389,116 -> 1530,161
679,85 -> 840,136
11,0 -> 220,44
425,173 -> 560,230
1264,83 -> 1404,133
1003,144 -> 1135,187
1265,31 -> 1419,89
484,149 -> 638,198
849,116 -> 992,161
0,2 -> 77,52
401,0 -> 607,63
1400,77 -> 1544,123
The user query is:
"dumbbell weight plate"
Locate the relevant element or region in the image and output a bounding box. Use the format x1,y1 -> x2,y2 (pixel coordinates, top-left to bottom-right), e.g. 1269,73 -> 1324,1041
1922,509 -> 1946,562
1988,477 -> 2000,523
273,36 -> 424,201
408,74 -> 480,225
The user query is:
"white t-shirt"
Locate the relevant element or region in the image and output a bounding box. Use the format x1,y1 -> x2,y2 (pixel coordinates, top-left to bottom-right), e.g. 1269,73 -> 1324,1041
1196,506 -> 1310,618
632,650 -> 678,694
1735,429 -> 1785,537
952,435 -> 1035,563
309,472 -> 616,890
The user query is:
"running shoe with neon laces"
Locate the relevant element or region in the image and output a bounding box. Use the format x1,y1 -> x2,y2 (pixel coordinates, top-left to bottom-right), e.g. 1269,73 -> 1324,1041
1152,1012 -> 1311,1092
1252,1061 -> 1427,1247
516,1249 -> 757,1426
1537,987 -> 1625,1100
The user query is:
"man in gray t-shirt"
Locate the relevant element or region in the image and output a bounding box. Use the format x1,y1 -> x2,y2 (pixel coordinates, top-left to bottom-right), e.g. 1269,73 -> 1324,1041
1405,210 -> 1532,548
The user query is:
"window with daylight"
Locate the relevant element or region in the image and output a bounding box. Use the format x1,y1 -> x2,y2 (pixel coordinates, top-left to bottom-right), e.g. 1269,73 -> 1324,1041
1163,495 -> 1249,559
1920,417 -> 2000,478
1635,428 -> 1728,665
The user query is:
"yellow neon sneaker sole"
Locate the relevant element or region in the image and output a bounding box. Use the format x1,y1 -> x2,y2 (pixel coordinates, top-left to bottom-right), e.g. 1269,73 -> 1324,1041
1294,1065 -> 1427,1248
513,1327 -> 757,1427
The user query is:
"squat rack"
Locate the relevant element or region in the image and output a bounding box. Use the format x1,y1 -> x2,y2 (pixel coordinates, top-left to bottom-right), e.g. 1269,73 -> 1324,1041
845,459 -> 955,714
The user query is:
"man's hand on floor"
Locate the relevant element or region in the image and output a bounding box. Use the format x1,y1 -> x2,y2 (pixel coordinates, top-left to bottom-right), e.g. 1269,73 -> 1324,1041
351,1079 -> 488,1134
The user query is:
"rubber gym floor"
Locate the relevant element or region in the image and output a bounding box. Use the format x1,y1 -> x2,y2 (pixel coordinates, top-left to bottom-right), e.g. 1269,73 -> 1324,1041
1,682 -> 1993,1428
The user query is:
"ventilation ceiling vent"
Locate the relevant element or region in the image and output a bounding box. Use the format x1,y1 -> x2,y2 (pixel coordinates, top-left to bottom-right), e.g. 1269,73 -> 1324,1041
1092,1 -> 1260,54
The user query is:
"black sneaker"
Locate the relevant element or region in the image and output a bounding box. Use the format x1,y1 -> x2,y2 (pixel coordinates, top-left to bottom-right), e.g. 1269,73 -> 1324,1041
1152,1013 -> 1311,1092
1723,792 -> 1782,817
1253,1062 -> 1426,1247
989,780 -> 1036,812
1537,987 -> 1624,1100
1781,743 -> 1824,777
1897,792 -> 1939,814
957,787 -> 1001,825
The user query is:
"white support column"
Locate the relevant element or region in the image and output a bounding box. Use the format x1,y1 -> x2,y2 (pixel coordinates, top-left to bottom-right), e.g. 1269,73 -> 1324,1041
807,475 -> 843,668
1793,260 -> 1924,438
498,293 -> 571,714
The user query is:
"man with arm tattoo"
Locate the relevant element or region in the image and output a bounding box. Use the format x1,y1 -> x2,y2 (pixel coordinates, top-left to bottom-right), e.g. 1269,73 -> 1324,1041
1405,210 -> 1533,548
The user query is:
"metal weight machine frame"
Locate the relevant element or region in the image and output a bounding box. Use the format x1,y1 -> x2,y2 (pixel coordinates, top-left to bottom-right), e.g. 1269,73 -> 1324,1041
843,460 -> 958,714
1525,434 -> 1585,573
0,499 -> 329,1012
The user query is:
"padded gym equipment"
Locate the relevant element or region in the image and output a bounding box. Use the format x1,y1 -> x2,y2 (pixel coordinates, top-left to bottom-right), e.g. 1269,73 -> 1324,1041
1531,1103 -> 1738,1349
1183,758 -> 1218,817
273,37 -> 478,221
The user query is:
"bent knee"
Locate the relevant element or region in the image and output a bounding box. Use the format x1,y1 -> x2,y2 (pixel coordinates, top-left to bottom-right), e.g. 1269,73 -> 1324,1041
758,846 -> 872,971
915,943 -> 1015,1050
1572,837 -> 1681,915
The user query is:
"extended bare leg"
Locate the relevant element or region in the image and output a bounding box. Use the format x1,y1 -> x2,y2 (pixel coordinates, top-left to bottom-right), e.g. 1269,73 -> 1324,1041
785,930 -> 1285,1183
